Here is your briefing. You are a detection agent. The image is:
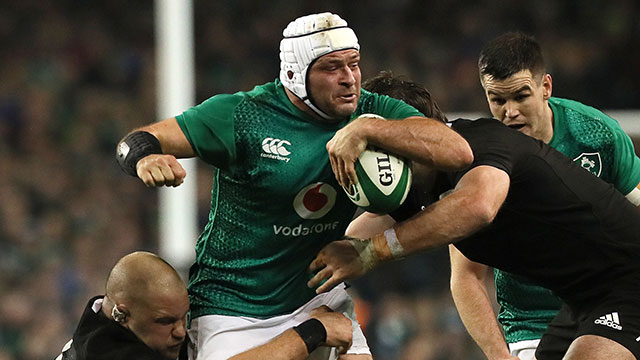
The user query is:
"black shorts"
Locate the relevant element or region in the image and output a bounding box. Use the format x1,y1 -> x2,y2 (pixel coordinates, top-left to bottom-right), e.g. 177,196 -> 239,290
536,289 -> 640,359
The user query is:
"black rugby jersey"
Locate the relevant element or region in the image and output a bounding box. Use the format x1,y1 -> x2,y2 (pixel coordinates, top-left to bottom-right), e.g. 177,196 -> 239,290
395,118 -> 640,308
57,296 -> 165,360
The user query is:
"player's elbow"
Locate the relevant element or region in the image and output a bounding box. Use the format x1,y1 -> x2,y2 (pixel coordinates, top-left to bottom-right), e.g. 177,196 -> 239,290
453,140 -> 474,168
465,197 -> 499,227
439,139 -> 474,170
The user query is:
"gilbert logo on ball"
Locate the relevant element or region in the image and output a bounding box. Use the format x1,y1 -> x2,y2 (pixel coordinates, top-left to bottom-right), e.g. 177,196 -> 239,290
342,114 -> 412,214
293,182 -> 337,219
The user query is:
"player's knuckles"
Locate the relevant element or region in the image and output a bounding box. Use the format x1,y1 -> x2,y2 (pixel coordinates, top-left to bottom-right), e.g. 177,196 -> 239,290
326,140 -> 334,152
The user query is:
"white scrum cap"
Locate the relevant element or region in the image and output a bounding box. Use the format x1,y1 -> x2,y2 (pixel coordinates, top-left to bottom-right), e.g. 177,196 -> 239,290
279,12 -> 360,118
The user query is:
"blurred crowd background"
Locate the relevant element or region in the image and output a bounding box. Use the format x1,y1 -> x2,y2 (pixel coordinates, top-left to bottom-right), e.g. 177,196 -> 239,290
1,1 -> 639,359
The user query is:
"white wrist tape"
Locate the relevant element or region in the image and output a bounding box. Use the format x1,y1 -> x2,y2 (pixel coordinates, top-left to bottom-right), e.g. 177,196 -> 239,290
384,228 -> 405,258
626,187 -> 640,206
347,238 -> 379,272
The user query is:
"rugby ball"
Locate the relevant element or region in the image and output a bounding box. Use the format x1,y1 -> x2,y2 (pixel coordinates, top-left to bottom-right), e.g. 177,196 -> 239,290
343,146 -> 412,214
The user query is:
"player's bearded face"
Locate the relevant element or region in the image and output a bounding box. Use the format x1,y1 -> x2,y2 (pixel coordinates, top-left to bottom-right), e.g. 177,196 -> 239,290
307,49 -> 362,120
483,70 -> 553,142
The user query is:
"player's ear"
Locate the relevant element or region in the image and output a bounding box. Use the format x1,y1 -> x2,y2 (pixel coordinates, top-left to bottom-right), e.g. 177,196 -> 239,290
542,74 -> 552,100
112,303 -> 129,324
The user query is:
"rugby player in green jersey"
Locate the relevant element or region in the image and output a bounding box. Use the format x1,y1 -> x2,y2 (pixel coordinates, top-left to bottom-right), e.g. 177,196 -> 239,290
448,32 -> 640,360
115,12 -> 472,360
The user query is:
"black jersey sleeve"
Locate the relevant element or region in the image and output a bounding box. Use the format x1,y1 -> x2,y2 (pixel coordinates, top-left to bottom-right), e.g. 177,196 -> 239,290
390,119 -> 528,221
448,118 -> 523,186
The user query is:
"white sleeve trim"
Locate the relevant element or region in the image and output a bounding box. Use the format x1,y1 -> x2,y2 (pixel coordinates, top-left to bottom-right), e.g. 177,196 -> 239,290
625,186 -> 640,206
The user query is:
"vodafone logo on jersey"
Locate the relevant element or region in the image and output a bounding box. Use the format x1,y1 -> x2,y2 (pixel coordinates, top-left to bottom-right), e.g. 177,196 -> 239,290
293,182 -> 337,219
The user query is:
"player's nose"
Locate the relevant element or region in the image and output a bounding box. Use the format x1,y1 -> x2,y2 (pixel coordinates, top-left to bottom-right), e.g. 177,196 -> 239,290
504,101 -> 519,119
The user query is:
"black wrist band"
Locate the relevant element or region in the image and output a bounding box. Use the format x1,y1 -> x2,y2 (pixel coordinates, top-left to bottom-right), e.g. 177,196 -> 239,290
292,318 -> 327,354
116,131 -> 162,177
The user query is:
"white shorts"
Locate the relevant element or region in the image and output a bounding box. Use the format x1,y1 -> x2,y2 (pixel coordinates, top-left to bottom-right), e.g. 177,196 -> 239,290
188,283 -> 370,360
508,339 -> 540,360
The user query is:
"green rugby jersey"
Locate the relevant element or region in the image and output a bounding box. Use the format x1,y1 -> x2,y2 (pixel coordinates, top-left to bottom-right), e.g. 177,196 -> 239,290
496,97 -> 640,343
176,79 -> 422,319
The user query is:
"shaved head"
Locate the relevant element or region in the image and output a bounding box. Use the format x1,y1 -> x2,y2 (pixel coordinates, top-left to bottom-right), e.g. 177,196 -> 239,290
105,251 -> 186,308
103,252 -> 189,359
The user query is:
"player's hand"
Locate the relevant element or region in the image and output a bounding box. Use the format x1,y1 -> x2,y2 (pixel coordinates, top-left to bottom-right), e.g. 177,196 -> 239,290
326,117 -> 369,188
308,239 -> 365,294
310,306 -> 353,354
136,154 -> 187,187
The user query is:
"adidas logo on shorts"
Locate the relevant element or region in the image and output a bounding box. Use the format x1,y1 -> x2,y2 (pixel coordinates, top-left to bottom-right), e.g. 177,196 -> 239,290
594,312 -> 623,330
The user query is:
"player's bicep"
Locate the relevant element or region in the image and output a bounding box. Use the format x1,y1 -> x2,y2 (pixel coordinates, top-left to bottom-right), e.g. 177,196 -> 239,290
139,117 -> 195,158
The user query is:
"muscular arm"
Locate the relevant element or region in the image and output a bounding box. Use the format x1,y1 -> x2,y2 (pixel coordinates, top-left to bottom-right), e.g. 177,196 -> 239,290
450,246 -> 516,360
137,117 -> 195,158
229,329 -> 308,360
346,212 -> 396,239
391,165 -> 509,254
327,116 -> 473,187
230,306 -> 353,360
309,165 -> 510,293
119,117 -> 196,187
363,116 -> 473,170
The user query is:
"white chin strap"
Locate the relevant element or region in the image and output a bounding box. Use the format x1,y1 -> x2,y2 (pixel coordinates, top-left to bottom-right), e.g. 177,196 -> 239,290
303,97 -> 333,120
279,13 -> 359,119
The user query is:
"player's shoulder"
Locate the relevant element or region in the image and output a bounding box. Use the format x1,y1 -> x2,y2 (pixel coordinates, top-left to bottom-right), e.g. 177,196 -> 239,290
357,88 -> 389,109
550,97 -> 621,131
357,89 -> 424,119
197,80 -> 284,116
209,80 -> 279,101
550,97 -> 625,148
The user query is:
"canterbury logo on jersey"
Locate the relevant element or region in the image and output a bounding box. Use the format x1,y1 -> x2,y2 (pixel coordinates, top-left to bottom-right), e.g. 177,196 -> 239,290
594,312 -> 623,330
261,137 -> 291,162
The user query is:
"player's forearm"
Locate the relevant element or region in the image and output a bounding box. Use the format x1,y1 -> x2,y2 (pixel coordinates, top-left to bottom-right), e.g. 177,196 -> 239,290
362,116 -> 473,170
392,189 -> 491,257
230,329 -> 308,360
368,166 -> 508,265
451,273 -> 510,359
